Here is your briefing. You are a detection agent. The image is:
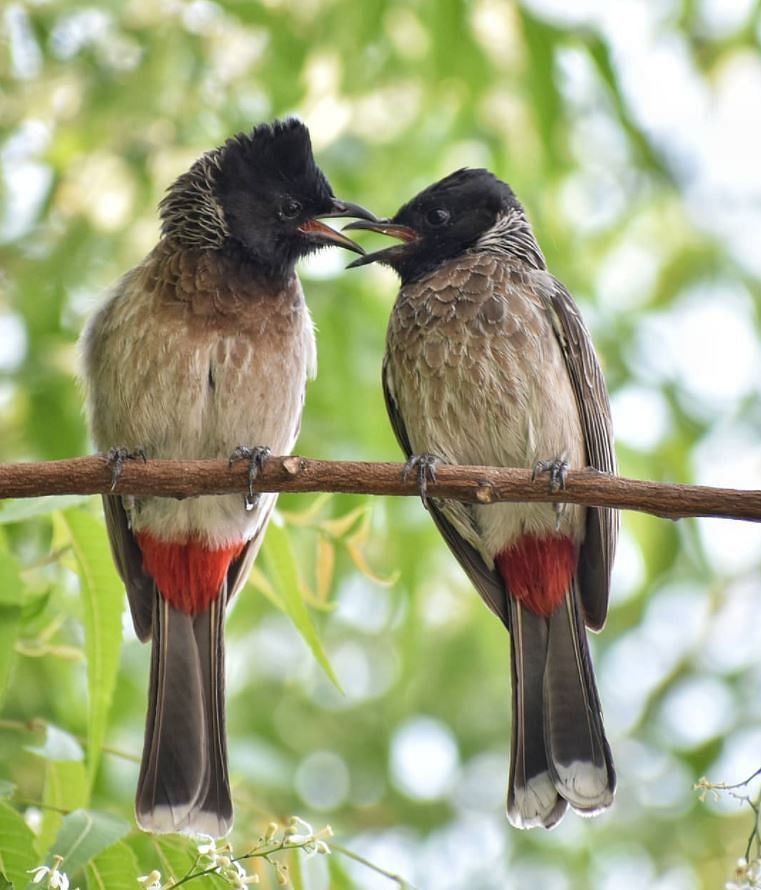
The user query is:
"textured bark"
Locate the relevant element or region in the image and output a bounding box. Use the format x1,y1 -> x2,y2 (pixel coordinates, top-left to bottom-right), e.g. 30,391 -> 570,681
0,455 -> 759,522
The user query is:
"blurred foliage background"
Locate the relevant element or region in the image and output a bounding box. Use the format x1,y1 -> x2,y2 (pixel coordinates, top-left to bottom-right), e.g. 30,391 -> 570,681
2,0 -> 761,888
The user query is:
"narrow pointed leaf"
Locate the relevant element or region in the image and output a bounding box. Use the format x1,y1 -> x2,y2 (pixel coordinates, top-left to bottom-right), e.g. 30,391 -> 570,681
0,801 -> 37,889
85,841 -> 141,890
0,496 -> 91,525
263,521 -> 342,692
0,546 -> 24,706
44,809 -> 130,878
59,509 -> 124,787
38,760 -> 89,858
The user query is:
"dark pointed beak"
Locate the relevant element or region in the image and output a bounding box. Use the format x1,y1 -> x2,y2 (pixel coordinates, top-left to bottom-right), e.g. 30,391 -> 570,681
318,199 -> 377,222
342,219 -> 420,268
297,198 -> 377,255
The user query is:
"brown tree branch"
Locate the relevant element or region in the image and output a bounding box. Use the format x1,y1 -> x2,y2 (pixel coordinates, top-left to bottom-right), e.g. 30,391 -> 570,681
0,455 -> 759,522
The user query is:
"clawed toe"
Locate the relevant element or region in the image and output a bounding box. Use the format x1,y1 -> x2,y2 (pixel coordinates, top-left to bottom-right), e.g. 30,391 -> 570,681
105,446 -> 147,491
229,445 -> 272,509
532,457 -> 569,530
403,453 -> 442,509
532,458 -> 568,493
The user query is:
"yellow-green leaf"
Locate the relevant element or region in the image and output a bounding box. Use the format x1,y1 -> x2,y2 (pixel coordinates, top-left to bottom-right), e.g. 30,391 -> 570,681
59,509 -> 124,787
246,565 -> 285,612
85,841 -> 141,890
315,536 -> 335,601
346,512 -> 398,587
39,760 -> 89,858
319,505 -> 369,540
263,521 -> 342,692
0,800 -> 37,888
279,492 -> 333,527
0,544 -> 24,707
44,809 -> 130,878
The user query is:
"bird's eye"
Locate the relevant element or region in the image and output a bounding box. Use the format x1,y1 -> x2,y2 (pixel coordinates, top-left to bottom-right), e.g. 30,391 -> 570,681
426,207 -> 450,226
280,199 -> 302,220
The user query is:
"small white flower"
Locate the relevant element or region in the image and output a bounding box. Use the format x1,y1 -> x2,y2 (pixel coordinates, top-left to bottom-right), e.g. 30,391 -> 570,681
225,861 -> 260,888
726,855 -> 761,890
137,870 -> 163,890
50,873 -> 70,890
196,835 -> 218,857
29,866 -> 52,885
28,856 -> 70,890
284,833 -> 311,846
284,816 -> 313,838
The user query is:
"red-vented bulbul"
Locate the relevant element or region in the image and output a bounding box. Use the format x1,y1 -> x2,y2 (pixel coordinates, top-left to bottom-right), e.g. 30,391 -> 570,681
347,169 -> 617,828
80,119 -> 373,836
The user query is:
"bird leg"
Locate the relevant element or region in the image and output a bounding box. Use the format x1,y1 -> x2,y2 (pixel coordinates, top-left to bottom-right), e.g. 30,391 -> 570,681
532,457 -> 569,530
229,445 -> 272,510
402,453 -> 442,510
105,446 -> 147,491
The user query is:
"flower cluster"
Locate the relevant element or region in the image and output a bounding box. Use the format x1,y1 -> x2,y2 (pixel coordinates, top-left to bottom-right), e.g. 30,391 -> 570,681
282,816 -> 333,858
726,857 -> 761,890
137,870 -> 175,890
132,815 -> 333,889
694,775 -> 722,802
196,835 -> 260,888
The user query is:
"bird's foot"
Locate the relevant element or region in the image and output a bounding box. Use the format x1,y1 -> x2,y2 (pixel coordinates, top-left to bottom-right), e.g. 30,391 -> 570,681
532,457 -> 569,530
229,445 -> 272,510
402,453 -> 442,509
105,447 -> 147,491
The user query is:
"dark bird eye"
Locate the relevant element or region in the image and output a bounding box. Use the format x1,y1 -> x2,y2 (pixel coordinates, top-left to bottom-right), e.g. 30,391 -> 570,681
280,199 -> 302,220
426,207 -> 450,226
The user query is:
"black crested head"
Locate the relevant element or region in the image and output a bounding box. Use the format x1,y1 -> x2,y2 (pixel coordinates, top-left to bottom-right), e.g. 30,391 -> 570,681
346,168 -> 543,284
160,118 -> 373,282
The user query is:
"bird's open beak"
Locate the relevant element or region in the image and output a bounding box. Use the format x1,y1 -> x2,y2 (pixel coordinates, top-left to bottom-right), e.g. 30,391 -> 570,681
298,198 -> 377,255
342,219 -> 419,268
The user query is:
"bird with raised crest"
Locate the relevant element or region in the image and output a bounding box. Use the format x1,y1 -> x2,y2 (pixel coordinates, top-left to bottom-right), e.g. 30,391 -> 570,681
347,168 -> 617,829
80,118 -> 374,836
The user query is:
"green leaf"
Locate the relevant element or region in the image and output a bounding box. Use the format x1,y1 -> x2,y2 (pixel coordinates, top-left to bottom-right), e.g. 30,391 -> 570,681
518,9 -> 564,171
0,801 -> 37,889
0,547 -> 24,607
0,782 -> 15,800
327,854 -> 355,890
290,845 -> 305,890
85,841 -> 141,890
19,589 -> 52,627
278,492 -> 333,526
59,509 -> 124,786
39,760 -> 89,856
27,724 -> 84,762
585,34 -> 670,179
138,836 -> 197,886
0,607 -> 22,710
262,520 -> 342,692
44,809 -> 130,879
0,496 -> 92,525
318,505 -> 368,539
0,544 -> 24,706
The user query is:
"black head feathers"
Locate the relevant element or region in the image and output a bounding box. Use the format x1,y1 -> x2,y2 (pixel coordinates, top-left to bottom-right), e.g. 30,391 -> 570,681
347,168 -> 544,284
159,118 -> 367,281
395,168 -> 521,225
218,119 -> 329,197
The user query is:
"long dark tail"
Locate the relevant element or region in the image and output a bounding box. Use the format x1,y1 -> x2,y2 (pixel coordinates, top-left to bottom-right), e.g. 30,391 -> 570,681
507,583 -> 614,828
135,587 -> 232,836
